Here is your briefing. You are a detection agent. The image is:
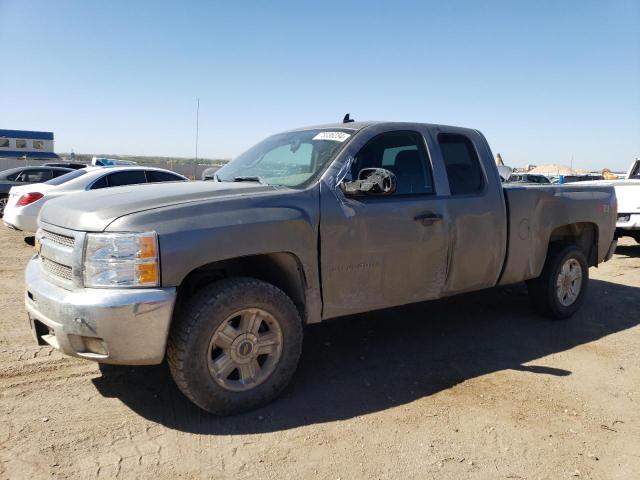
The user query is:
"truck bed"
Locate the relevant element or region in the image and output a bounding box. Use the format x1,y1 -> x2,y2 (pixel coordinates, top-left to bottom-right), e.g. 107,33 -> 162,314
499,183 -> 616,285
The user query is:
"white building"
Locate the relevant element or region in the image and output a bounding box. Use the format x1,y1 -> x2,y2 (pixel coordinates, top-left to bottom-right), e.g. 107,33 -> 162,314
0,129 -> 59,162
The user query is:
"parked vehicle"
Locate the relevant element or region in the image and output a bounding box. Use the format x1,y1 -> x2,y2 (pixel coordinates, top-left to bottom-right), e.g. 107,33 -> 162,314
3,166 -> 187,232
626,159 -> 640,179
43,162 -> 87,170
202,166 -> 221,180
606,159 -> 639,242
577,159 -> 640,242
506,173 -> 551,184
614,181 -> 640,242
496,165 -> 513,182
91,157 -> 137,166
0,166 -> 73,216
25,121 -> 617,415
552,174 -> 604,184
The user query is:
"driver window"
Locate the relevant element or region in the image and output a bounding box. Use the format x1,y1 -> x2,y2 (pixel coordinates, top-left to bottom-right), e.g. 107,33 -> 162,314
352,131 -> 434,195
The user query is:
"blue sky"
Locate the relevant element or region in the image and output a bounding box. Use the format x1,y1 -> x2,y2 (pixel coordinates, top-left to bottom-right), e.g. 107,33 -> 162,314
1,0 -> 638,170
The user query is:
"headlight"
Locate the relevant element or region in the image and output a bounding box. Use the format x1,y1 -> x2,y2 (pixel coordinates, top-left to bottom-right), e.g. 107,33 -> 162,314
84,232 -> 159,287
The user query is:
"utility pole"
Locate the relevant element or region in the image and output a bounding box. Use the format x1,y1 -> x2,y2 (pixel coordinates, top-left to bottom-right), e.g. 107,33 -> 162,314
194,98 -> 200,179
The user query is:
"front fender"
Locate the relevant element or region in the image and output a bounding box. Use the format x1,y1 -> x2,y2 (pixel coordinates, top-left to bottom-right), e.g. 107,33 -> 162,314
105,186 -> 321,295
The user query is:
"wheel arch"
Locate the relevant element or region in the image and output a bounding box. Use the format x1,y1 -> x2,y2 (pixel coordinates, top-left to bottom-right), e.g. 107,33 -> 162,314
175,252 -> 315,323
547,222 -> 598,267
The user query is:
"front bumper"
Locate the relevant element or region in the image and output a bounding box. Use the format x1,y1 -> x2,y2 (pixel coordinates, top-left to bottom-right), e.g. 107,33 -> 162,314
25,256 -> 177,365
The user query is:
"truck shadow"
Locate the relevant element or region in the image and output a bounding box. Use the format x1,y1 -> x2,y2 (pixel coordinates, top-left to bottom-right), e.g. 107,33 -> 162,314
92,278 -> 640,434
615,243 -> 640,258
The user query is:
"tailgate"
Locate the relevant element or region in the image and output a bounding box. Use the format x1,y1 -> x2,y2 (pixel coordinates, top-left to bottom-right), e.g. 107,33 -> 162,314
614,181 -> 640,214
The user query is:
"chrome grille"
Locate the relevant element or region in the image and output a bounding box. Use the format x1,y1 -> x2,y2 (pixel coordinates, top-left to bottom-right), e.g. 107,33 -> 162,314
42,258 -> 73,281
42,230 -> 75,249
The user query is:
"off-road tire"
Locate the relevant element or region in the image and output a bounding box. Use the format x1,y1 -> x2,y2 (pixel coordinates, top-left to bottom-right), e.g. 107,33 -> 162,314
167,277 -> 303,415
527,244 -> 588,320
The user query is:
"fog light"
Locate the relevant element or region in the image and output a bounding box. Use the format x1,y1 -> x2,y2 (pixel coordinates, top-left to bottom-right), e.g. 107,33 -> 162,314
83,337 -> 108,356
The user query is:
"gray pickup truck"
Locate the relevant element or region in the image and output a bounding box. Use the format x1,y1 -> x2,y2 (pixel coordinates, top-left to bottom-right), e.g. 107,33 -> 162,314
25,121 -> 617,415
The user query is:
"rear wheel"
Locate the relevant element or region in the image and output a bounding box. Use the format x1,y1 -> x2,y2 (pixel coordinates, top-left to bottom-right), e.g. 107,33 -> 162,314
167,277 -> 303,415
527,244 -> 588,320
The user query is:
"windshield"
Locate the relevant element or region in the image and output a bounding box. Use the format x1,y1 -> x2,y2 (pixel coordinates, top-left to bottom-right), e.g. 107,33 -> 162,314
215,129 -> 355,188
45,169 -> 87,185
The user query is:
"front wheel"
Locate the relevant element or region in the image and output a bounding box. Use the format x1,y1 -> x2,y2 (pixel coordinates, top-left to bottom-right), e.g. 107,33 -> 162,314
527,244 -> 589,320
167,277 -> 303,415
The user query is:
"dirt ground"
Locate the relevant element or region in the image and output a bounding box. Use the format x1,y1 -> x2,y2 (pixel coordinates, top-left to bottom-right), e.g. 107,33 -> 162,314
0,226 -> 638,480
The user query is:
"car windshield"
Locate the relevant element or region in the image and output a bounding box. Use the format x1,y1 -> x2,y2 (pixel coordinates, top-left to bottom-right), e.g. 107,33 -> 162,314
215,129 -> 355,188
44,169 -> 87,185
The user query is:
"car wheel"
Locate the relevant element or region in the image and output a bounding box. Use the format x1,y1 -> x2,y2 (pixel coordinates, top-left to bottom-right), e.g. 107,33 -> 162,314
167,277 -> 303,415
527,244 -> 589,320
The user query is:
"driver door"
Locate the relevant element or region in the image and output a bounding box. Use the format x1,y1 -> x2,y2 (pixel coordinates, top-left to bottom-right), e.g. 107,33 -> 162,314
319,129 -> 450,319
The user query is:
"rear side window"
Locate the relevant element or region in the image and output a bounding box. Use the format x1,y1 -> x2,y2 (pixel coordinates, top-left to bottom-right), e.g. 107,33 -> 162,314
107,170 -> 147,187
146,170 -> 184,183
16,169 -> 54,183
51,169 -> 69,178
90,176 -> 108,189
438,133 -> 485,195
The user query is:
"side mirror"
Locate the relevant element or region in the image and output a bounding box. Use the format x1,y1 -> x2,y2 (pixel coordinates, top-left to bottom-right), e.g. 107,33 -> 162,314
341,168 -> 397,196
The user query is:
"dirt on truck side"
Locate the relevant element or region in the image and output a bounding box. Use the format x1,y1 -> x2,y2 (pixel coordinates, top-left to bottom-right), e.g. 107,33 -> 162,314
0,226 -> 639,479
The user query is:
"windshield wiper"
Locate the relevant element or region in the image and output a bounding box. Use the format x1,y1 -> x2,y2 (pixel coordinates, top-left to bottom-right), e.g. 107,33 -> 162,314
233,176 -> 266,185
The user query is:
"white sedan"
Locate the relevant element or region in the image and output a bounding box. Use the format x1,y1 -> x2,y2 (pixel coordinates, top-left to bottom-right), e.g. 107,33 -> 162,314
3,166 -> 187,232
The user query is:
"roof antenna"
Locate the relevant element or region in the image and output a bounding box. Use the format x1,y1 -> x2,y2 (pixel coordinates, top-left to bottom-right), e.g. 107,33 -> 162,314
343,113 -> 355,123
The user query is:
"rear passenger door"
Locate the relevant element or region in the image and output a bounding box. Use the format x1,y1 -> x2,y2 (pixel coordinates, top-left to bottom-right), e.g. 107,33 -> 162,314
433,130 -> 507,294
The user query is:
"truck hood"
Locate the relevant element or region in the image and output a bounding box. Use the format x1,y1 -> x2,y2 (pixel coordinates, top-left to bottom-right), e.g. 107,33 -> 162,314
39,181 -> 277,232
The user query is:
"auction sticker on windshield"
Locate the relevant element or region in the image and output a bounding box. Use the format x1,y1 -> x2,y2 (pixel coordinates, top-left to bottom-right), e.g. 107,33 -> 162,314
313,132 -> 351,142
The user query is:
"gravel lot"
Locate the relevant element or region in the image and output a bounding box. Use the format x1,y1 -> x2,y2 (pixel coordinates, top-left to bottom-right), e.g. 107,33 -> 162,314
0,226 -> 638,479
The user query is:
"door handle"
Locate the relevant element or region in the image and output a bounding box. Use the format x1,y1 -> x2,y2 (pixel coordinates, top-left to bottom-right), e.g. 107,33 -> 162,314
414,212 -> 443,226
